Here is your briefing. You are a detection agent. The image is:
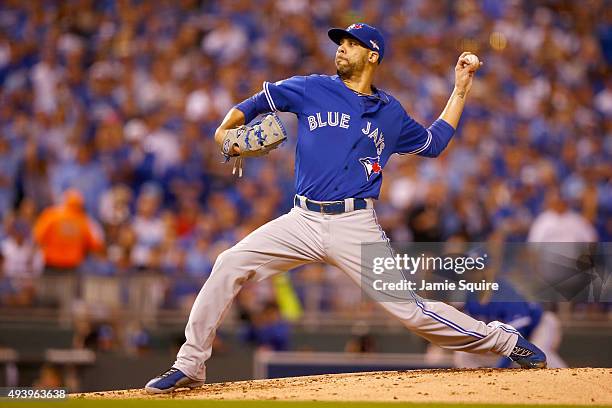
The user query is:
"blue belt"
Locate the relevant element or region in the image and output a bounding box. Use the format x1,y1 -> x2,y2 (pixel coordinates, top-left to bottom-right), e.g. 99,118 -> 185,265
294,196 -> 369,214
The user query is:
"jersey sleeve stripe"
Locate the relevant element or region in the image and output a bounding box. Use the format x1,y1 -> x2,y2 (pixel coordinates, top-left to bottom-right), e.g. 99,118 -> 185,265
404,129 -> 432,155
263,81 -> 277,112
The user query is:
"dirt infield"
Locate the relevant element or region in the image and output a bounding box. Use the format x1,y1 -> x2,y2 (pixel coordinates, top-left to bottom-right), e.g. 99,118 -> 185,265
75,368 -> 612,405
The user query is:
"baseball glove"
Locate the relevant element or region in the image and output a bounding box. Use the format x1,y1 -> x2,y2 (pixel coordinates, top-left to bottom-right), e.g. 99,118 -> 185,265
222,114 -> 287,158
221,114 -> 288,177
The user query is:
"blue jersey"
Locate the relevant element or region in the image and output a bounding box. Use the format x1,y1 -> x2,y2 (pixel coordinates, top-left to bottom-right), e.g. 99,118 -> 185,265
236,74 -> 455,201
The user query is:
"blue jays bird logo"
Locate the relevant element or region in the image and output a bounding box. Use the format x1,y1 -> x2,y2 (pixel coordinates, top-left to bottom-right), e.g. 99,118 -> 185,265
359,156 -> 382,180
348,23 -> 363,30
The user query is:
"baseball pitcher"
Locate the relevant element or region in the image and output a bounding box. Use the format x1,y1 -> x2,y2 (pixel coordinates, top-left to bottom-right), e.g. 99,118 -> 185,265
146,23 -> 547,393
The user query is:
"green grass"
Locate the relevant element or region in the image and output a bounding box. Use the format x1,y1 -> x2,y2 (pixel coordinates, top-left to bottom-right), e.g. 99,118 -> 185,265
2,400 -> 610,408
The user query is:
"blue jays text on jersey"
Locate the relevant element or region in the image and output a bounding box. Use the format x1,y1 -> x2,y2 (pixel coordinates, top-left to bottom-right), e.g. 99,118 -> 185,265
235,74 -> 456,201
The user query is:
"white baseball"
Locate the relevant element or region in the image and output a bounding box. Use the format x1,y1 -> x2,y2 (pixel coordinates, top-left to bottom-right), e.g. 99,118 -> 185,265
465,54 -> 479,67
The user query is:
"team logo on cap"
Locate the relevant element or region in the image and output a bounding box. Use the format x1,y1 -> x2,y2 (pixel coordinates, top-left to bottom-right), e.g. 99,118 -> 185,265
359,156 -> 382,180
348,23 -> 363,30
369,40 -> 379,50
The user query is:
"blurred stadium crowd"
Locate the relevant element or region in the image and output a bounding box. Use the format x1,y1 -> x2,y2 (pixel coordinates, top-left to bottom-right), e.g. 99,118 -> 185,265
0,0 -> 610,320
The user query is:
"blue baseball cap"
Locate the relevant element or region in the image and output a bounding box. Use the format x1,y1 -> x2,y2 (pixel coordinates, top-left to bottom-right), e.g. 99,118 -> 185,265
328,23 -> 385,63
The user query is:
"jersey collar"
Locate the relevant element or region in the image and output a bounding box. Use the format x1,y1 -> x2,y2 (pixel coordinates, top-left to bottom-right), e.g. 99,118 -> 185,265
332,75 -> 390,104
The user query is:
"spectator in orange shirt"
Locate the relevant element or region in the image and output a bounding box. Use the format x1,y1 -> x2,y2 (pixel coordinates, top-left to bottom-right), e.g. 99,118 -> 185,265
33,189 -> 103,314
34,189 -> 103,270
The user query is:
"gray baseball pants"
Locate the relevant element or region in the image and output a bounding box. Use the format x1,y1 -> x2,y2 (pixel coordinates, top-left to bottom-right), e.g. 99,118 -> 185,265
175,202 -> 518,381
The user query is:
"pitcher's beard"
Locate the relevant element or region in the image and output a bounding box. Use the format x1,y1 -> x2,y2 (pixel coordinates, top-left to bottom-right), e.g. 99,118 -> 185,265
336,57 -> 366,81
336,69 -> 351,80
336,67 -> 353,80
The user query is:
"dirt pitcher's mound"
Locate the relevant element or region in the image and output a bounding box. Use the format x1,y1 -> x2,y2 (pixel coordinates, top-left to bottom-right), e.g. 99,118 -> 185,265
75,367 -> 612,405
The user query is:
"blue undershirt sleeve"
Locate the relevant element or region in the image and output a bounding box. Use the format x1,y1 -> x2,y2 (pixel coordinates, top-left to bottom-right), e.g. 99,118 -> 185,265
422,119 -> 456,158
234,91 -> 272,124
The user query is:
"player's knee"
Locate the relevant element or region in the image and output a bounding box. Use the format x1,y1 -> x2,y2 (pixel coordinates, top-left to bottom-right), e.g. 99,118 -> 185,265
208,251 -> 257,291
211,248 -> 252,275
